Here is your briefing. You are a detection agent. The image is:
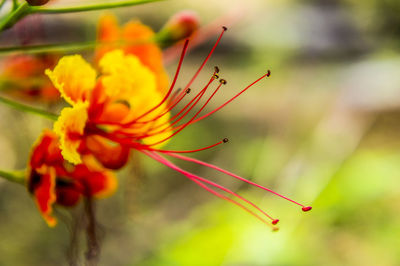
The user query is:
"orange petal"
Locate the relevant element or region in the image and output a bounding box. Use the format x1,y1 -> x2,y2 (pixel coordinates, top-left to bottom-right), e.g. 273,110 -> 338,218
122,21 -> 169,93
72,162 -> 117,198
96,14 -> 121,62
85,135 -> 130,170
28,167 -> 57,227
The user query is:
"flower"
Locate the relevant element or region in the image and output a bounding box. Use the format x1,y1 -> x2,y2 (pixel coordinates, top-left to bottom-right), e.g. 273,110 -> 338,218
27,130 -> 116,226
46,27 -> 311,230
46,50 -> 164,168
0,54 -> 60,102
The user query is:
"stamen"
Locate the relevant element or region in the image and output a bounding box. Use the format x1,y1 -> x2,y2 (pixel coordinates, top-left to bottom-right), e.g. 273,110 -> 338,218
214,66 -> 220,73
121,86 -> 191,128
172,27 -> 227,104
223,138 -> 229,143
180,71 -> 271,127
138,75 -> 216,139
219,79 -> 227,85
144,150 -> 277,226
164,152 -> 312,210
146,80 -> 223,145
147,139 -> 225,153
124,39 -> 190,125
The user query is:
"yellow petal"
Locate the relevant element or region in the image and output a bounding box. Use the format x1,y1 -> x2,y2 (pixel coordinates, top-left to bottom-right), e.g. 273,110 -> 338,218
99,49 -> 158,104
45,55 -> 96,105
54,102 -> 88,164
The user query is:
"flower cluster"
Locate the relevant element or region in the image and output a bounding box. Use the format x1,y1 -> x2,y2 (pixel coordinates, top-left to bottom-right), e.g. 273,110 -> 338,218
29,20 -> 312,230
0,12 -> 311,231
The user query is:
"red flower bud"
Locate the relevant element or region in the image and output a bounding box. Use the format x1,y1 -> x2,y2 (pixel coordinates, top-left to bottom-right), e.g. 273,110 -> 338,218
158,10 -> 200,46
26,0 -> 49,6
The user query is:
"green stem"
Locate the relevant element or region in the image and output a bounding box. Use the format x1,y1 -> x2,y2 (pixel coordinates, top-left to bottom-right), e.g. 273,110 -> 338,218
29,0 -> 164,14
0,40 -> 98,54
0,38 -> 156,55
0,169 -> 25,184
0,2 -> 29,31
0,0 -> 163,32
12,0 -> 18,10
0,95 -> 57,120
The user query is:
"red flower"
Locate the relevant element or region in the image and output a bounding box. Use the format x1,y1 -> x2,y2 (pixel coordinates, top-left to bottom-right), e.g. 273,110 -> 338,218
27,130 -> 116,226
46,27 -> 311,230
1,54 -> 60,102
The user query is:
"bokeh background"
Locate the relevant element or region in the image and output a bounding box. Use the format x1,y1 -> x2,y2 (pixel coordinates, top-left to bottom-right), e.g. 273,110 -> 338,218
1,0 -> 400,265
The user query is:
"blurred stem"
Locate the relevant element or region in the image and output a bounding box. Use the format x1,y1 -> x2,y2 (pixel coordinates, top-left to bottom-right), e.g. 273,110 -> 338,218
0,2 -> 29,31
84,196 -> 100,266
0,0 -> 163,32
0,169 -> 25,185
12,0 -> 18,10
0,38 -> 156,55
30,0 -> 164,14
0,95 -> 57,120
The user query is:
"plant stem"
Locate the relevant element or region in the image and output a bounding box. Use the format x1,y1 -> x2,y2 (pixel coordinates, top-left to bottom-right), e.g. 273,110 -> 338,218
0,38 -> 156,55
12,0 -> 18,10
84,196 -> 100,266
0,0 -> 163,32
0,95 -> 57,120
29,0 -> 164,14
0,169 -> 25,184
0,2 -> 29,31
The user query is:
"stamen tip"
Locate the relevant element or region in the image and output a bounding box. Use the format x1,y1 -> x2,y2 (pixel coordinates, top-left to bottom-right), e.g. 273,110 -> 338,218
213,73 -> 219,79
219,79 -> 227,85
214,66 -> 220,73
222,26 -> 228,31
186,88 -> 191,94
266,70 -> 271,77
272,219 -> 279,225
222,138 -> 229,143
302,206 -> 312,212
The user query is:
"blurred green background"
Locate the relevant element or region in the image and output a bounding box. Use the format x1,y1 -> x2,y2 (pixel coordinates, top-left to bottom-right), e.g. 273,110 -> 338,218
1,0 -> 400,265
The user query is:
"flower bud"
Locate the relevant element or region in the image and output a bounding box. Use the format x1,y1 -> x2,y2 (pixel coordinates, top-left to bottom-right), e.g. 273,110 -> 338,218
26,0 -> 49,6
157,10 -> 200,47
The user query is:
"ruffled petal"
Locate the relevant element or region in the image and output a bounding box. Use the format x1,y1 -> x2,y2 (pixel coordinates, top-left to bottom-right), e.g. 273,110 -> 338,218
99,49 -> 158,100
54,102 -> 89,164
45,55 -> 96,105
29,167 -> 57,227
29,130 -> 63,169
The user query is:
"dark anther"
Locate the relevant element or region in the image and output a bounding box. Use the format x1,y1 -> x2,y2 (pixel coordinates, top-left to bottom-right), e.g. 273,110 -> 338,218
222,26 -> 228,31
186,88 -> 191,94
213,73 -> 219,79
266,70 -> 271,77
219,79 -> 227,85
223,138 -> 229,143
214,66 -> 220,73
